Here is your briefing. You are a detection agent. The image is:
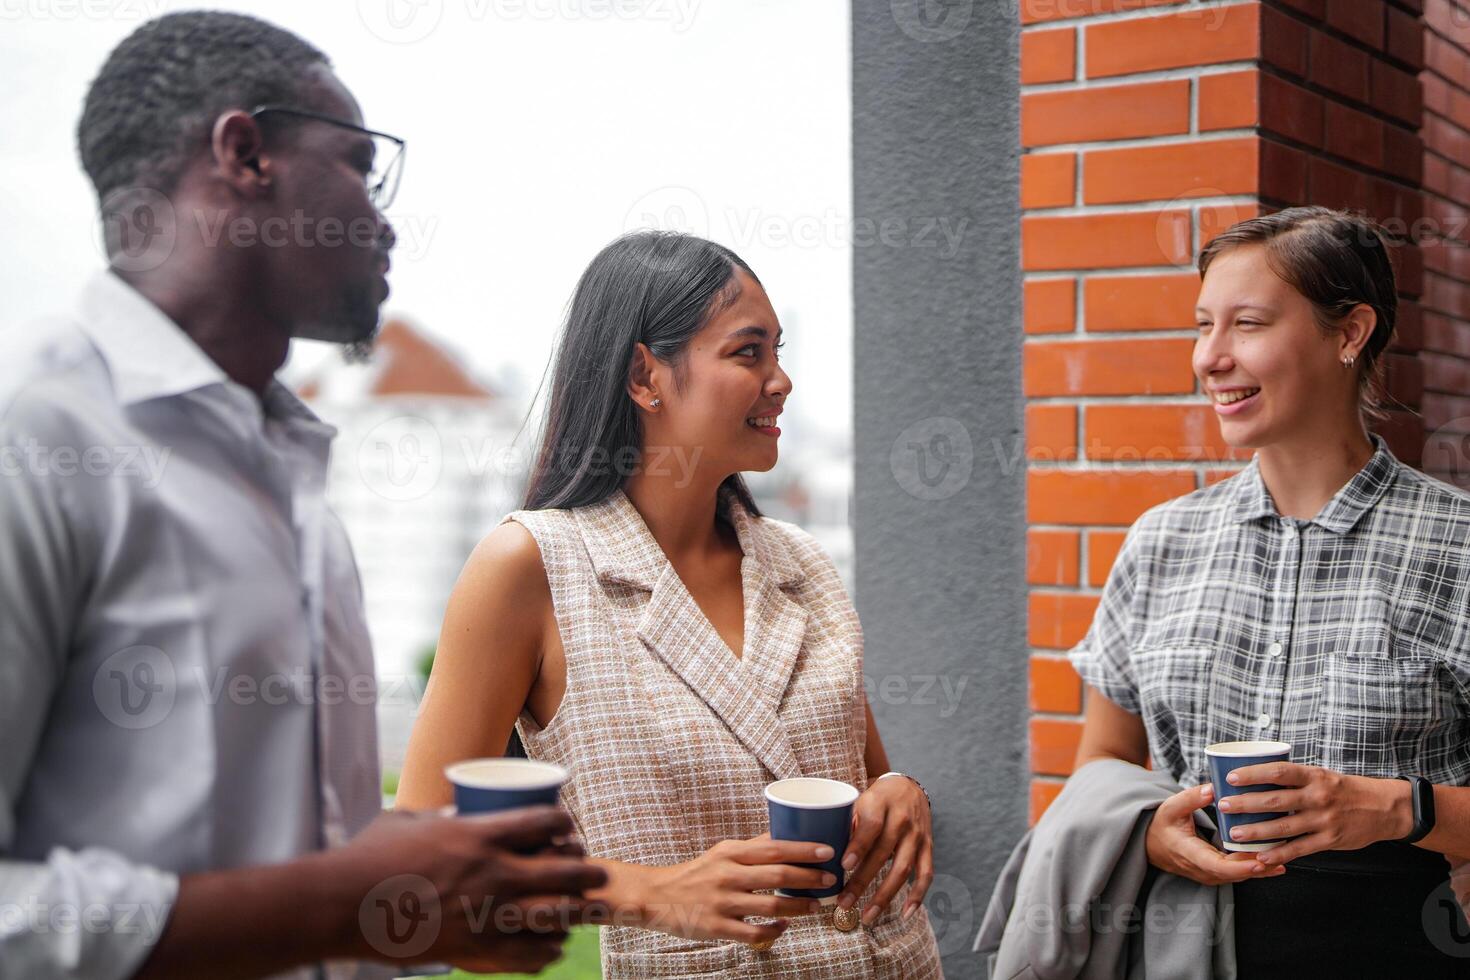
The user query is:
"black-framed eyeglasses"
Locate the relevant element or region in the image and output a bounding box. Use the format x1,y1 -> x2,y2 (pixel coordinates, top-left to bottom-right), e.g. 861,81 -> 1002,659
248,104 -> 406,210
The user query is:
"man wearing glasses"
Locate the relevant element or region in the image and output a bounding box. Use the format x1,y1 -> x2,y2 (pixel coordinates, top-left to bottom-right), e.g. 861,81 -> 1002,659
0,11 -> 604,979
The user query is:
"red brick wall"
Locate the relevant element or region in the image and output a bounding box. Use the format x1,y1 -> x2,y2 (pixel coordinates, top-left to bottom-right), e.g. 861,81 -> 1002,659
1019,0 -> 1466,821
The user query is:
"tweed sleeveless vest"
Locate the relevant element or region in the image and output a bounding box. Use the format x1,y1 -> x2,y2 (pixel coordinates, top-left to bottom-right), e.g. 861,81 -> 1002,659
503,488 -> 944,978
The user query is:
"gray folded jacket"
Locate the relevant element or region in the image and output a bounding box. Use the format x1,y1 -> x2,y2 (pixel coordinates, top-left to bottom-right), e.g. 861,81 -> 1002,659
974,759 -> 1237,980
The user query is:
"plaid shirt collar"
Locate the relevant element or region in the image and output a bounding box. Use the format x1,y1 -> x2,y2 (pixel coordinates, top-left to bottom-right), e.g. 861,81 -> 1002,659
1230,434 -> 1400,534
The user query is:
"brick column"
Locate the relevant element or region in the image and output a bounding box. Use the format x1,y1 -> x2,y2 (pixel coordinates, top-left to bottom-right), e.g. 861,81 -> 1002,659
1020,0 -> 1430,819
1422,0 -> 1470,487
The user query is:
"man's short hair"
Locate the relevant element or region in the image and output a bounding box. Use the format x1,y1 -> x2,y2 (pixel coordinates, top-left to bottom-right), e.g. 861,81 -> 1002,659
78,11 -> 329,202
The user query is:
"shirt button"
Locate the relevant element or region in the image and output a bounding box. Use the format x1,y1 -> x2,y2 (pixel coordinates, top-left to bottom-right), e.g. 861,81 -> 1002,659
1267,642 -> 1284,658
1256,713 -> 1272,728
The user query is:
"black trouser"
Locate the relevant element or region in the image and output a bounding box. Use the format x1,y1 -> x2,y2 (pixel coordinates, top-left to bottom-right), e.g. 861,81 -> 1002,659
1230,839 -> 1470,978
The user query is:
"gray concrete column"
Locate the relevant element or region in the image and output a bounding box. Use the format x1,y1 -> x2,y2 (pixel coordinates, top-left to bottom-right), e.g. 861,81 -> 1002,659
852,1 -> 1027,973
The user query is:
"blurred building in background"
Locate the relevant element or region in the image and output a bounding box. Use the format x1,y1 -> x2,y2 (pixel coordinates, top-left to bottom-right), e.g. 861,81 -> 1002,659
297,319 -> 525,771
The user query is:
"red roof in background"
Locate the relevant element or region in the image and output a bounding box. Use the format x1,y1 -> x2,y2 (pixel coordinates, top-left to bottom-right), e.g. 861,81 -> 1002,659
298,319 -> 496,402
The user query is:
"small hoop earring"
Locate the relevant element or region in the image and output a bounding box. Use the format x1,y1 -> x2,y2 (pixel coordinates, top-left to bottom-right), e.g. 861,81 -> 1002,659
649,398 -> 661,409
1342,355 -> 1356,368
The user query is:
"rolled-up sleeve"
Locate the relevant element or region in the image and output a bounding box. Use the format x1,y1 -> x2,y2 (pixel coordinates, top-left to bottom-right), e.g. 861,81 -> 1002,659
0,407 -> 179,979
1067,522 -> 1143,714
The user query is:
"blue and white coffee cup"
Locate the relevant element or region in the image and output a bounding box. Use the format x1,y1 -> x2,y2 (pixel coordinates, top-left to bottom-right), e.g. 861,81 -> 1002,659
445,758 -> 569,815
765,777 -> 859,905
1205,740 -> 1292,852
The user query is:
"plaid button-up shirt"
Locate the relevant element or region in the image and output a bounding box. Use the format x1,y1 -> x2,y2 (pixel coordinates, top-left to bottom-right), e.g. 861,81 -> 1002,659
1070,435 -> 1470,789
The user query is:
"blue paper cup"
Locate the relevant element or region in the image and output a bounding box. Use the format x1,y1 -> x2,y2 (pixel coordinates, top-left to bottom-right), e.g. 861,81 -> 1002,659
445,758 -> 569,815
765,777 -> 859,905
1205,740 -> 1292,852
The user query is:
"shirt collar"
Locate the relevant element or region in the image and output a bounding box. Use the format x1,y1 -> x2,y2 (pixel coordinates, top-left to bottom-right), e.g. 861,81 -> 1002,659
74,270 -> 229,406
262,378 -> 338,446
1230,434 -> 1399,534
74,270 -> 336,440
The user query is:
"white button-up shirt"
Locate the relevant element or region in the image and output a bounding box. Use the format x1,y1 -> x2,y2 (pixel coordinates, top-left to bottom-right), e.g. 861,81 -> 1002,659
0,271 -> 386,978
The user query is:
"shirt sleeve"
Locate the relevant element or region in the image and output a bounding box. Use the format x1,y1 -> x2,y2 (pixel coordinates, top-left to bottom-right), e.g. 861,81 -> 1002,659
1067,521 -> 1144,714
0,403 -> 180,979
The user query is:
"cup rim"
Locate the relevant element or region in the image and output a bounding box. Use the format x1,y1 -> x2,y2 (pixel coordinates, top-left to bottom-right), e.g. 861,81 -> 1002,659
1204,740 -> 1291,758
764,777 -> 860,809
445,758 -> 569,791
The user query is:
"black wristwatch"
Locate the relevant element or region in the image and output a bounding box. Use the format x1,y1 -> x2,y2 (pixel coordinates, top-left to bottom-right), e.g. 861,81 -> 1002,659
1396,775 -> 1436,844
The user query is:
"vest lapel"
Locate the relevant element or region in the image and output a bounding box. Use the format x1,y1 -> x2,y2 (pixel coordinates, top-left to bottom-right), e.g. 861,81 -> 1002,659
728,498 -> 809,719
580,489 -> 807,781
636,562 -> 802,780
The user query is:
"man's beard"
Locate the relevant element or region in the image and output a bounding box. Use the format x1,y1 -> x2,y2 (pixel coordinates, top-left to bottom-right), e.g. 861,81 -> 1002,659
293,287 -> 381,361
341,317 -> 380,363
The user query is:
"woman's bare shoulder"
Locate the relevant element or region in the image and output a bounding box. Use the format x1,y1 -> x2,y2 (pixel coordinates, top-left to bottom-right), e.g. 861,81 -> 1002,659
448,521 -> 553,637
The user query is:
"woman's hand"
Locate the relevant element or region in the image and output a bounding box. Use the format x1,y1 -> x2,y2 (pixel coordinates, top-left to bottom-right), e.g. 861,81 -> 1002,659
627,834 -> 833,946
1145,783 -> 1287,886
1218,762 -> 1412,865
836,775 -> 934,926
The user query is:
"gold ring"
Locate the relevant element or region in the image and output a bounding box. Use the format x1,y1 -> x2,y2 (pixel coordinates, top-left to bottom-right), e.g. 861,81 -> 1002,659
749,938 -> 776,952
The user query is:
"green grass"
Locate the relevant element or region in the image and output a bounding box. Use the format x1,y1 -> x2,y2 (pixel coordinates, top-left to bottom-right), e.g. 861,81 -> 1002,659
428,925 -> 600,979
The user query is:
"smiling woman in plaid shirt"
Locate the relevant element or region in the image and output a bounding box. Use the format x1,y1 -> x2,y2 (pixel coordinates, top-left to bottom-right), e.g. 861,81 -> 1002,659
1070,207 -> 1470,974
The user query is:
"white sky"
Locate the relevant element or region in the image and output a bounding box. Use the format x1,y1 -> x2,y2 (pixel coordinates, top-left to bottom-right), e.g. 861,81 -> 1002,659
0,0 -> 853,442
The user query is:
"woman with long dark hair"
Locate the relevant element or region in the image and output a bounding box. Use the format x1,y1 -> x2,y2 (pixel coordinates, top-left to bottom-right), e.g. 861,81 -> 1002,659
397,232 -> 943,978
1071,207 -> 1470,974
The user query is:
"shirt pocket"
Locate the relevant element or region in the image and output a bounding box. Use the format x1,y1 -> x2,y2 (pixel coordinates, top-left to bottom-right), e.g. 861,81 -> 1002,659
1130,646 -> 1216,780
1319,626 -> 1450,777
